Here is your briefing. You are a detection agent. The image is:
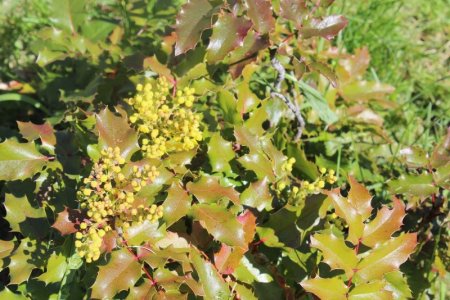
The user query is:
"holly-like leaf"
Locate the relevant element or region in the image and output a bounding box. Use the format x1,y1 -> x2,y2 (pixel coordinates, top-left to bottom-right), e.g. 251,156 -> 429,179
326,188 -> 364,245
206,13 -> 251,63
245,0 -> 275,34
238,152 -> 275,181
128,279 -> 158,300
347,176 -> 373,220
238,210 -> 257,245
207,133 -> 236,174
300,15 -> 348,39
301,277 -> 348,300
357,233 -> 417,281
0,139 -> 48,181
348,281 -> 393,300
431,127 -> 450,168
187,175 -> 240,205
279,0 -> 307,28
95,108 -> 139,160
191,247 -> 231,300
174,0 -> 217,56
123,220 -> 165,246
0,240 -> 15,260
362,197 -> 405,247
388,173 -> 438,199
398,146 -> 428,168
163,182 -> 191,227
340,81 -> 395,102
311,233 -> 358,278
17,121 -> 56,151
91,249 -> 142,299
38,252 -> 67,285
216,90 -> 241,125
52,207 -> 84,236
191,203 -> 246,247
214,244 -> 246,275
240,177 -> 272,211
384,270 -> 413,299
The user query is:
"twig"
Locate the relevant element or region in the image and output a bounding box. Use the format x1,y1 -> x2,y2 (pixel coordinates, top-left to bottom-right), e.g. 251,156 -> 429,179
270,54 -> 305,141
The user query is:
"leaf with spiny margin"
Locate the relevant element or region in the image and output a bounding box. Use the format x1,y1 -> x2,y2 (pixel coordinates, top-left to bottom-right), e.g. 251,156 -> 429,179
348,281 -> 393,300
388,173 -> 438,199
214,244 -> 246,275
357,233 -> 417,281
301,277 -> 347,300
240,177 -> 272,211
431,127 -> 450,168
91,249 -> 142,299
6,237 -> 46,285
348,176 -> 373,220
0,288 -> 24,299
340,81 -> 395,102
95,107 -> 139,160
217,90 -> 241,125
238,210 -> 257,246
163,182 -> 191,227
326,189 -> 364,245
187,175 -> 240,205
127,279 -> 158,300
0,240 -> 15,259
0,139 -> 48,181
398,146 -> 428,168
238,152 -> 274,181
52,207 -> 84,236
384,270 -> 412,299
206,13 -> 251,63
38,252 -> 67,285
362,197 -> 405,247
208,133 -> 236,174
123,220 -> 165,246
235,283 -> 257,300
191,203 -> 246,247
236,64 -> 260,113
310,232 -> 358,278
17,121 -> 56,151
300,15 -> 348,39
245,0 -> 275,34
191,247 -> 230,300
174,0 -> 217,56
279,0 -> 307,28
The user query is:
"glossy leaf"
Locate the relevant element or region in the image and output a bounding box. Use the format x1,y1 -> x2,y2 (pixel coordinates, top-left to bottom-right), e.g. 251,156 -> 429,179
300,15 -> 348,39
348,281 -> 393,300
279,0 -> 307,28
0,240 -> 15,260
17,121 -> 56,150
91,249 -> 142,299
340,81 -> 395,102
388,174 -> 438,198
7,238 -> 45,285
347,176 -> 373,220
240,177 -> 272,211
38,252 -> 67,285
301,277 -> 348,300
187,175 -> 240,205
384,270 -> 413,299
214,244 -> 246,274
217,90 -> 241,125
52,207 -> 84,236
163,182 -> 191,227
0,139 -> 48,181
399,146 -> 429,168
245,0 -> 275,34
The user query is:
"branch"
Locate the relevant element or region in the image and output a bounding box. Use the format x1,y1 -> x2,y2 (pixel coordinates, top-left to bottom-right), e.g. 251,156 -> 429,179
271,55 -> 305,141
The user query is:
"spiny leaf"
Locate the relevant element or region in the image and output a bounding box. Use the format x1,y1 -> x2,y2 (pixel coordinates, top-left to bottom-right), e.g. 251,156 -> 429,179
431,127 -> 450,168
123,220 -> 165,246
0,139 -> 48,181
301,277 -> 348,300
362,197 -> 405,247
206,13 -> 251,63
216,90 -> 241,125
191,247 -> 231,300
214,244 -> 246,275
17,121 -> 56,151
245,0 -> 275,34
95,107 -> 139,160
348,281 -> 393,300
398,146 -> 428,168
191,203 -> 246,247
347,176 -> 373,220
388,173 -> 438,199
127,279 -> 158,300
207,133 -> 235,174
163,182 -> 191,227
326,188 -> 364,245
357,233 -> 417,281
237,210 -> 257,245
52,207 -> 84,236
91,249 -> 142,299
0,240 -> 15,260
384,270 -> 413,299
240,177 -> 272,211
310,232 -> 358,278
174,0 -> 217,56
279,0 -> 307,28
300,15 -> 348,39
38,252 -> 67,285
187,175 -> 240,205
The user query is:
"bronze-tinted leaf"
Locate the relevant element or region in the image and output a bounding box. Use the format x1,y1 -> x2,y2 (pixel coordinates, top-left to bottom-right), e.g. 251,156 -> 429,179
240,177 -> 272,211
91,249 -> 142,299
187,175 -> 240,205
300,15 -> 348,39
163,182 -> 191,227
17,121 -> 56,150
245,0 -> 275,34
347,176 -> 373,220
214,244 -> 246,275
279,0 -> 307,28
52,207 -> 84,236
431,127 -> 450,168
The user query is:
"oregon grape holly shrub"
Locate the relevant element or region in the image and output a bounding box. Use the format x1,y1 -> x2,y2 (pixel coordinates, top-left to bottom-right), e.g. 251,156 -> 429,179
0,0 -> 447,299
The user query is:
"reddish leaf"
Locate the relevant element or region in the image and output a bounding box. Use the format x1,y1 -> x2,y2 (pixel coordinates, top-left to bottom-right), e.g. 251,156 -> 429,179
279,0 -> 307,28
206,13 -> 252,63
362,197 -> 405,247
214,244 -> 246,274
347,176 -> 373,220
187,175 -> 240,205
17,121 -> 56,150
300,15 -> 348,39
91,249 -> 142,299
174,0 -> 216,56
308,61 -> 338,88
240,177 -> 272,211
336,47 -> 371,83
143,56 -> 174,82
245,0 -> 275,34
237,210 -> 257,245
431,127 -> 450,168
52,207 -> 84,236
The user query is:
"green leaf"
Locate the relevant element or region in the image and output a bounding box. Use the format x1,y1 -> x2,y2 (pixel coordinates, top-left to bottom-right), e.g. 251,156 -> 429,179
95,108 -> 139,160
163,182 -> 191,227
187,175 -> 240,205
217,90 -> 241,125
431,127 -> 450,168
240,177 -> 272,211
362,197 -> 405,248
310,232 -> 358,278
398,146 -> 429,168
0,240 -> 15,259
340,81 -> 395,102
48,0 -> 86,34
300,15 -> 348,39
191,247 -> 231,300
226,30 -> 269,70
206,13 -> 251,63
38,252 -> 67,285
388,173 -> 438,199
191,203 -> 246,247
207,133 -> 235,174
0,139 -> 48,181
357,233 -> 417,281
301,277 -> 348,300
127,279 -> 158,300
91,249 -> 142,299
0,288 -> 25,299
348,281 -> 393,300
17,121 -> 56,151
174,0 -> 217,56
124,220 -> 165,246
0,93 -> 50,114
384,270 -> 413,299
245,0 -> 275,34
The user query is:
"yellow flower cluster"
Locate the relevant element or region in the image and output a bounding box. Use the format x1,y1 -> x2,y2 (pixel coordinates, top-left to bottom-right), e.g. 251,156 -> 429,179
127,77 -> 203,158
75,146 -> 163,263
